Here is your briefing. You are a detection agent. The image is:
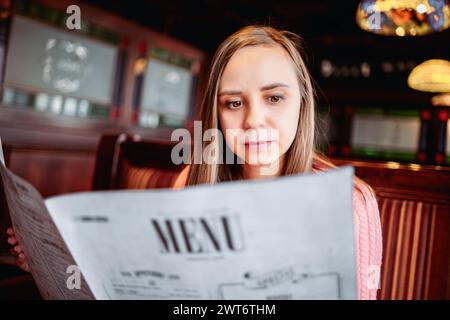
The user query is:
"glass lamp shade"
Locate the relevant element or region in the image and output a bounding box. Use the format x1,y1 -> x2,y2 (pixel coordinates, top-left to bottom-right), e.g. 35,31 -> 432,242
408,59 -> 450,92
356,0 -> 450,36
431,92 -> 450,106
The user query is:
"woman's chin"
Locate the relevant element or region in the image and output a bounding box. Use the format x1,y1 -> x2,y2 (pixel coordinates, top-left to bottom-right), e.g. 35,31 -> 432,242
242,153 -> 281,167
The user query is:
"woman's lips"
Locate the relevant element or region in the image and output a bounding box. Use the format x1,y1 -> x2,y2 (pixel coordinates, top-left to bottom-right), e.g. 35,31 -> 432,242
244,140 -> 274,151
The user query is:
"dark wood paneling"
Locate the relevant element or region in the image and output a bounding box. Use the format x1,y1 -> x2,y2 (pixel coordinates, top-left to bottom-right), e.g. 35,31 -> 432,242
333,158 -> 450,300
7,148 -> 96,198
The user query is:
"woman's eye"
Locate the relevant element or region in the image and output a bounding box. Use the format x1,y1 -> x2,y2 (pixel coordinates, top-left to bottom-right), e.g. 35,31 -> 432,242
267,95 -> 284,104
226,100 -> 243,109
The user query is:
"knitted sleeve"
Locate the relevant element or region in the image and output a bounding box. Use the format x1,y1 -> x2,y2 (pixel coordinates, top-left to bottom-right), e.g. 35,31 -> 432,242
353,182 -> 383,300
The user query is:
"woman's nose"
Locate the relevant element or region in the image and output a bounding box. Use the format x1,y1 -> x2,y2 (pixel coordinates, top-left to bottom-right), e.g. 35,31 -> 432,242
243,101 -> 266,129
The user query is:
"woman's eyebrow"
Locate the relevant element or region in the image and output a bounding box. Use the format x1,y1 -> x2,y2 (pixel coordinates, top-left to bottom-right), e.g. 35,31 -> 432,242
260,82 -> 290,91
218,83 -> 290,97
218,89 -> 242,97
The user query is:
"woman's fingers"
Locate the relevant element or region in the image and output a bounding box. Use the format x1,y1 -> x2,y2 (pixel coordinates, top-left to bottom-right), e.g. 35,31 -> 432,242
10,246 -> 18,257
5,227 -> 30,272
12,244 -> 23,255
7,233 -> 21,257
6,226 -> 30,272
6,227 -> 14,236
16,256 -> 30,273
7,235 -> 17,246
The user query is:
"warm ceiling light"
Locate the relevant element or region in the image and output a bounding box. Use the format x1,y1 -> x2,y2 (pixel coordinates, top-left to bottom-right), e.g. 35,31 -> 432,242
408,59 -> 450,92
356,0 -> 450,36
431,93 -> 450,106
416,3 -> 427,14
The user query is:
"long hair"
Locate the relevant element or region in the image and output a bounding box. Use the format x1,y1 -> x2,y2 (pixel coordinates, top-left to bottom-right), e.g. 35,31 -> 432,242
186,25 -> 374,197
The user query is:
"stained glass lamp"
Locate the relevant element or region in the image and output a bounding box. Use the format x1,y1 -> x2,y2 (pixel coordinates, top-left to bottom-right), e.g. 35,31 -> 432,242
356,0 -> 450,36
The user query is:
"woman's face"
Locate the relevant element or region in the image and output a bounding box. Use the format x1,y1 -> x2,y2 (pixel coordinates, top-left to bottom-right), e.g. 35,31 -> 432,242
218,45 -> 301,170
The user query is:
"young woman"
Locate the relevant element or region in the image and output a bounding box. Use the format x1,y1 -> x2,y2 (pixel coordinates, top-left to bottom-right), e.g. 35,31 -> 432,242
7,25 -> 382,299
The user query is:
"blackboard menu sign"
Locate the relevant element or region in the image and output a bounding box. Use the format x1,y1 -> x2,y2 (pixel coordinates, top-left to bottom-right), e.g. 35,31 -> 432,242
141,58 -> 193,119
134,47 -> 195,128
350,108 -> 421,161
2,15 -> 119,119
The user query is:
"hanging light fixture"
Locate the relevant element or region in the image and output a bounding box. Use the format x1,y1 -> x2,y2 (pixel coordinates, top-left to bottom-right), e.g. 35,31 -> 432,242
356,0 -> 450,36
408,59 -> 450,92
431,92 -> 450,106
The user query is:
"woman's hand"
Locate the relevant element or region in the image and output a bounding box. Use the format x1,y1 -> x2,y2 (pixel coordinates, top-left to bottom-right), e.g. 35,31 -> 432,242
6,227 -> 30,272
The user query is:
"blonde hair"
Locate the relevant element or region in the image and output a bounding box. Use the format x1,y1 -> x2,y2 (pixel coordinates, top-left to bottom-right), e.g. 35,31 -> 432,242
186,25 -> 374,197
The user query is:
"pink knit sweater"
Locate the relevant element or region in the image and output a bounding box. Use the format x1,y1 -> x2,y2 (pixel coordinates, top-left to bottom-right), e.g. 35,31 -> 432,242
174,162 -> 383,300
